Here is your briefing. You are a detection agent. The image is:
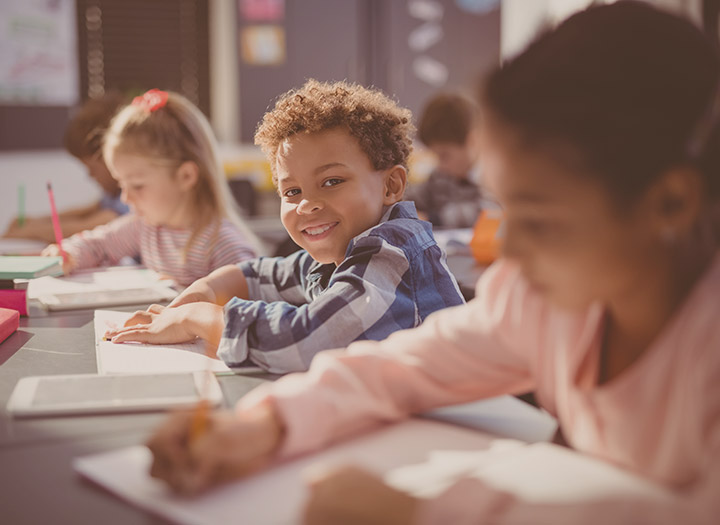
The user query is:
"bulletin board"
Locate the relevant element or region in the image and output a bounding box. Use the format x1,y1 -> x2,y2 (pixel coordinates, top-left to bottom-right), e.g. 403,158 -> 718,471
0,0 -> 79,105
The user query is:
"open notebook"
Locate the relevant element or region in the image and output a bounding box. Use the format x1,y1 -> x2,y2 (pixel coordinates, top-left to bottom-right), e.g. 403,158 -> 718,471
94,310 -> 231,375
74,418 -> 670,525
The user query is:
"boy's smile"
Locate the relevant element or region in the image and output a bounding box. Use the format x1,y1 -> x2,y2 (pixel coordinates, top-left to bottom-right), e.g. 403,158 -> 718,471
275,128 -> 396,265
301,221 -> 338,240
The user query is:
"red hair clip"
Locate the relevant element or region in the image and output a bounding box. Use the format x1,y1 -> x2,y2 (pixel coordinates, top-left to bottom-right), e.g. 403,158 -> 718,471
132,89 -> 169,112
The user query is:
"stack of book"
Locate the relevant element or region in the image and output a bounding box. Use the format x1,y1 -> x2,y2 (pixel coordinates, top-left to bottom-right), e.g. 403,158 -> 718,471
0,307 -> 19,343
0,256 -> 63,316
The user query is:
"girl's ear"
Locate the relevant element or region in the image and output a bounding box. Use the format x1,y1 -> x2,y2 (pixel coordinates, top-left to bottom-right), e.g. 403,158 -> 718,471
647,166 -> 703,240
382,165 -> 407,205
175,161 -> 200,191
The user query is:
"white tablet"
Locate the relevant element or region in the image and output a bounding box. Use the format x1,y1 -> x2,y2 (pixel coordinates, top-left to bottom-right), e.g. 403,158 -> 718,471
6,372 -> 223,418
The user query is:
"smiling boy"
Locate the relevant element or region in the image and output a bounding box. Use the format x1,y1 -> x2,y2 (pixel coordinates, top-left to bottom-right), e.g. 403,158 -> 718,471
108,80 -> 464,373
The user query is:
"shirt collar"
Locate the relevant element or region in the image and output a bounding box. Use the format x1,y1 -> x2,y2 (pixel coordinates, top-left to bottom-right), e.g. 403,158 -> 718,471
306,201 -> 419,290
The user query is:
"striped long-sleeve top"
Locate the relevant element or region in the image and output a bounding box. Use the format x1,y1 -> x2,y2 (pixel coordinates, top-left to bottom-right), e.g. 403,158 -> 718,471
216,201 -> 464,373
63,214 -> 257,285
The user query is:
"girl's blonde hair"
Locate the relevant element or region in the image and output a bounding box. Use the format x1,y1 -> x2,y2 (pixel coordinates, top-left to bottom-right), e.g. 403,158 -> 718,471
103,91 -> 263,256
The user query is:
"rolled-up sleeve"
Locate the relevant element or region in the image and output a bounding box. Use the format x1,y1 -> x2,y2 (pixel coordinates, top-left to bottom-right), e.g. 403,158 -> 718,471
238,251 -> 315,306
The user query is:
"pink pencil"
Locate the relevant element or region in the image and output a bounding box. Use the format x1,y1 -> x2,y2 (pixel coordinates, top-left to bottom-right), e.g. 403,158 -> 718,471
46,182 -> 66,261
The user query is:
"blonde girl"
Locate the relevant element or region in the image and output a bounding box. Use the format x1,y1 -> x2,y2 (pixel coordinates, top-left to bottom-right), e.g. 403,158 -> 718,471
43,90 -> 260,285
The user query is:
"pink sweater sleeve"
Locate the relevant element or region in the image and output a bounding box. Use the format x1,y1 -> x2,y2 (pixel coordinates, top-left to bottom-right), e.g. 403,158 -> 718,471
237,260 -> 540,458
235,253 -> 720,524
415,333 -> 720,524
63,214 -> 142,269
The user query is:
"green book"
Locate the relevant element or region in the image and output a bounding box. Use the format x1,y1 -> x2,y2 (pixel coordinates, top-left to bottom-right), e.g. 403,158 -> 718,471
0,256 -> 64,279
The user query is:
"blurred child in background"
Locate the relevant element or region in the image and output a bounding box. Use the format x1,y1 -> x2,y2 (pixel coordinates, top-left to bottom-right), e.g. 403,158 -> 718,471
406,93 -> 485,228
3,92 -> 129,243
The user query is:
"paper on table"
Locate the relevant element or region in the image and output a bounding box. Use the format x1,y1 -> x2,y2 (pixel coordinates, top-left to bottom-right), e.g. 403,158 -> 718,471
462,442 -> 670,503
94,310 -> 231,375
73,419 -> 515,525
425,395 -> 558,443
74,418 -> 670,525
0,238 -> 49,256
28,266 -> 178,307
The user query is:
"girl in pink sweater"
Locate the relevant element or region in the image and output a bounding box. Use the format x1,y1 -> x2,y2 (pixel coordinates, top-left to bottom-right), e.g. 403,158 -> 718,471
144,3 -> 720,523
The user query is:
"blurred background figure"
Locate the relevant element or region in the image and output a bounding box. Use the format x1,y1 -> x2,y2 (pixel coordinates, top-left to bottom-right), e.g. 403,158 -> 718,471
3,92 -> 128,243
406,92 -> 484,228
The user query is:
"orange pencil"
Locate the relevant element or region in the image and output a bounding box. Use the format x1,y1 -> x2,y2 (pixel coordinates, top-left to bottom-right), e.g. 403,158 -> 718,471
190,398 -> 209,442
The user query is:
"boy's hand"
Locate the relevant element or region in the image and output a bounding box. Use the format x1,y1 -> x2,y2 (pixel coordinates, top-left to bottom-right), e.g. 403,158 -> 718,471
40,244 -> 76,274
121,304 -> 166,328
146,402 -> 285,494
105,302 -> 225,351
303,465 -> 418,525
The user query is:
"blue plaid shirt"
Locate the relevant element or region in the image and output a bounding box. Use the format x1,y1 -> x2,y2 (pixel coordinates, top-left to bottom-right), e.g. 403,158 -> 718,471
217,201 -> 464,373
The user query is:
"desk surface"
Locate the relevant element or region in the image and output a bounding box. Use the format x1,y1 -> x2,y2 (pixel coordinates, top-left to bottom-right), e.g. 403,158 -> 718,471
0,306 -> 275,525
445,253 -> 485,300
0,256 -> 503,525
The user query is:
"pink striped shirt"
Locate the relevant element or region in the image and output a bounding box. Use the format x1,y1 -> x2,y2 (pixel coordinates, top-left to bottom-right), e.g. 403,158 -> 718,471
241,254 -> 720,524
63,214 -> 256,285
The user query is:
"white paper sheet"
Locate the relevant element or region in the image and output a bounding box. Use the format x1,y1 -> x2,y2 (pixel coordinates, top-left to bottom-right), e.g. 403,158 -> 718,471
73,418 -> 669,525
94,310 -> 231,375
73,419 -> 514,525
28,266 -> 178,300
424,395 -> 558,443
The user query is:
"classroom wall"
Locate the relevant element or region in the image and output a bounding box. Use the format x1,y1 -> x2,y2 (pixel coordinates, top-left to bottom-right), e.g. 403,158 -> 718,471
0,0 -> 702,232
501,0 -> 703,60
234,0 -> 501,141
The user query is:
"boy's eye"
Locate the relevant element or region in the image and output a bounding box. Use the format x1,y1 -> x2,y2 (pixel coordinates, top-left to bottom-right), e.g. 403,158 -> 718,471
283,188 -> 301,198
322,178 -> 344,187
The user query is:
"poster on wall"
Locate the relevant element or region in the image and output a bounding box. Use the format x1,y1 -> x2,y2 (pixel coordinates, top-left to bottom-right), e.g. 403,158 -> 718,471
240,0 -> 285,22
240,25 -> 286,66
0,0 -> 79,106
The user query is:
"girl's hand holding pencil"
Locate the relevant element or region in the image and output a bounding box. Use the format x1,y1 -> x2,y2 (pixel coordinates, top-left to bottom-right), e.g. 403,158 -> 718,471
145,401 -> 285,494
40,244 -> 77,274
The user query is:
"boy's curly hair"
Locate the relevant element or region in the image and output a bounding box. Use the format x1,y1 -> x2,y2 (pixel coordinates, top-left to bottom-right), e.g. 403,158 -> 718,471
255,79 -> 414,177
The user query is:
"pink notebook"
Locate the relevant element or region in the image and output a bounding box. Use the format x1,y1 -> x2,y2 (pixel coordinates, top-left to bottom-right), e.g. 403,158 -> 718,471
0,289 -> 26,316
0,307 -> 19,343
